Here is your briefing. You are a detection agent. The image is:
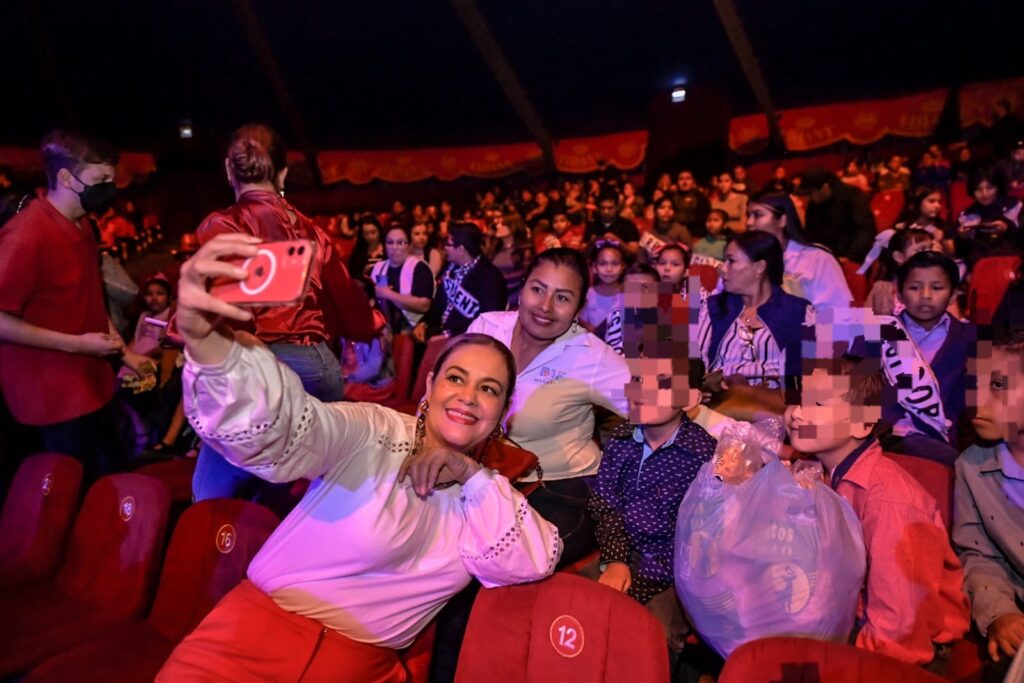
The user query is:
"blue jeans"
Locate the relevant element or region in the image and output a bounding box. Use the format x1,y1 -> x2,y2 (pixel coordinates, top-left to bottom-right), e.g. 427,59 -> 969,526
192,341 -> 344,502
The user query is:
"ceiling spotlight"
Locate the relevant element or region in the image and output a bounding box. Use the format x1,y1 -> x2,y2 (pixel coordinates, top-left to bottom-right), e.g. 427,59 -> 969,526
179,120 -> 193,139
671,88 -> 687,103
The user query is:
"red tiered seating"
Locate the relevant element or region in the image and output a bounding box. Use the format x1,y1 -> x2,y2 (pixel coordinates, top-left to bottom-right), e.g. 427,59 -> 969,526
949,179 -> 972,220
871,189 -> 905,232
25,499 -> 279,683
455,573 -> 669,683
0,473 -> 171,677
839,258 -> 869,306
379,332 -> 416,409
136,457 -> 198,507
0,453 -> 82,587
967,255 -> 1021,325
719,637 -> 947,682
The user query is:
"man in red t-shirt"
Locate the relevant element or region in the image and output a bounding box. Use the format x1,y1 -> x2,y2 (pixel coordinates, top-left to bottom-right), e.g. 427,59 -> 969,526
0,131 -> 146,480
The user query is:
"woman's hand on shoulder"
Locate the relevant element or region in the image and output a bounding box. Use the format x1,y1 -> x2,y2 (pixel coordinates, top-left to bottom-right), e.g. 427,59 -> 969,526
398,447 -> 482,498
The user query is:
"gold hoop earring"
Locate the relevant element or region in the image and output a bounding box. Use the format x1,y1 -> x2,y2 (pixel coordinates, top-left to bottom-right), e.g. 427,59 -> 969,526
417,399 -> 429,415
491,423 -> 505,441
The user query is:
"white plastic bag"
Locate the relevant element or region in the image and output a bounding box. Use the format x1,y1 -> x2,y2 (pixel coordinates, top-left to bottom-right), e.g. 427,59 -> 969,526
674,457 -> 866,658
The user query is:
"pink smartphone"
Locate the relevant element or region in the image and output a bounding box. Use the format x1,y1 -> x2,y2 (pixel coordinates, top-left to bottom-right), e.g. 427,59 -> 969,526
209,239 -> 315,306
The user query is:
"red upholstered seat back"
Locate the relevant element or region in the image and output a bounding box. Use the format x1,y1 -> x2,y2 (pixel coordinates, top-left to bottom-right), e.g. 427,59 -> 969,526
410,335 -> 448,407
0,453 -> 83,585
455,573 -> 669,683
690,263 -> 720,292
55,474 -> 170,620
871,189 -> 905,232
882,452 -> 954,532
967,255 -> 1021,325
148,499 -> 279,641
840,258 -> 869,306
391,332 -> 416,403
136,457 -> 198,506
720,636 -> 947,682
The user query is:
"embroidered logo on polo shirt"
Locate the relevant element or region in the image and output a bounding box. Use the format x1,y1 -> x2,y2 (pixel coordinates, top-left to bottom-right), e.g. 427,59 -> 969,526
534,366 -> 567,384
40,473 -> 54,496
120,496 -> 136,521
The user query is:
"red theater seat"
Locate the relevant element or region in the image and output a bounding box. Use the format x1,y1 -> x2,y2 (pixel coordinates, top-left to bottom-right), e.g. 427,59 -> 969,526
0,474 -> 170,677
720,637 -> 947,682
691,263 -> 720,292
882,452 -> 954,532
136,457 -> 198,506
967,255 -> 1021,325
380,332 -> 416,409
455,572 -> 669,683
26,499 -> 279,683
0,453 -> 83,587
840,258 -> 869,306
871,190 -> 905,232
392,334 -> 448,415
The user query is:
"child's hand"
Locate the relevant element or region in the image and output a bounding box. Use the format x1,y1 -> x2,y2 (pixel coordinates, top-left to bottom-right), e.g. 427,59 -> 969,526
598,562 -> 632,594
988,612 -> 1024,661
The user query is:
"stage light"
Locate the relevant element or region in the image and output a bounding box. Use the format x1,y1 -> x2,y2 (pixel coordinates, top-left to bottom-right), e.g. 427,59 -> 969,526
671,88 -> 687,103
179,120 -> 193,139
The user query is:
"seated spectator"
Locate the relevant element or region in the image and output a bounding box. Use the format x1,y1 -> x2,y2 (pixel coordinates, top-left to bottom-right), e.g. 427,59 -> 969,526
746,192 -> 853,314
490,213 -> 530,308
955,164 -> 1022,268
654,243 -> 691,296
348,214 -> 386,278
761,164 -> 791,194
839,159 -> 871,194
370,223 -> 434,335
581,240 -> 626,333
785,354 -> 969,671
1002,139 -> 1024,194
534,210 -> 585,253
880,252 -> 974,465
341,278 -> 395,401
799,167 -> 876,262
876,154 -> 912,192
895,186 -> 953,252
603,263 -> 663,356
160,237 -> 561,680
413,222 -> 508,343
696,231 -> 814,392
865,228 -> 936,316
621,180 -> 644,217
914,151 -> 951,192
732,164 -> 750,195
586,191 -> 640,258
954,332 -> 1024,675
692,209 -> 730,262
410,221 -> 444,277
673,170 -> 711,236
588,327 -> 714,662
711,171 -> 747,233
642,197 -> 693,263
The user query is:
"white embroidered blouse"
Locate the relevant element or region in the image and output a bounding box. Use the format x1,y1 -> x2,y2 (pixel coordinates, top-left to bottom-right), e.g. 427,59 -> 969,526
182,336 -> 562,649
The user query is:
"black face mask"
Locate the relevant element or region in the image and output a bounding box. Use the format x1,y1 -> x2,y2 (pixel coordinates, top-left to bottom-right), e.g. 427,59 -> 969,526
70,172 -> 117,214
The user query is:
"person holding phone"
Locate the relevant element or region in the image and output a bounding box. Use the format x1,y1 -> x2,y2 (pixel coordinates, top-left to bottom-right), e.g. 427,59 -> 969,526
190,123 -> 377,505
955,164 -> 1022,268
158,233 -> 560,681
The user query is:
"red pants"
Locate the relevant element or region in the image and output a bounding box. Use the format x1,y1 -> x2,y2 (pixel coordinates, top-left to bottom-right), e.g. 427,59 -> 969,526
158,580 -> 408,683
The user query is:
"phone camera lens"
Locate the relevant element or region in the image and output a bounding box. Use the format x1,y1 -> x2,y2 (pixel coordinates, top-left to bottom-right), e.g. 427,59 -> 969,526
255,266 -> 265,277
298,246 -> 305,255
288,247 -> 296,256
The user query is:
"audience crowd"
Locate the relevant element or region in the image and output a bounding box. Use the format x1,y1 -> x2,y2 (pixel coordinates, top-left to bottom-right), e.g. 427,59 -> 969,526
2,115 -> 1024,682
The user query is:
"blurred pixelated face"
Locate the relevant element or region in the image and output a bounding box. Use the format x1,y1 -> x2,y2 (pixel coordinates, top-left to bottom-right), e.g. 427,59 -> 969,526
677,172 -> 695,191
717,174 -> 733,195
385,228 -> 410,266
721,241 -> 762,294
785,368 -> 879,453
705,212 -> 725,235
623,273 -> 661,308
593,247 -> 625,286
899,265 -> 952,327
655,200 -> 675,224
974,180 -> 998,206
424,345 -> 509,451
656,248 -> 687,288
144,283 -> 170,315
920,192 -> 943,219
970,346 -> 1024,444
598,199 -> 618,223
625,357 -> 698,425
746,203 -> 785,242
552,214 -> 570,234
518,262 -> 583,341
411,224 -> 429,249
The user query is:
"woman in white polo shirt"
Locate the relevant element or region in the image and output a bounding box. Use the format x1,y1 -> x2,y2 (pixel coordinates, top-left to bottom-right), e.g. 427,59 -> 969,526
468,248 -> 630,564
746,192 -> 853,314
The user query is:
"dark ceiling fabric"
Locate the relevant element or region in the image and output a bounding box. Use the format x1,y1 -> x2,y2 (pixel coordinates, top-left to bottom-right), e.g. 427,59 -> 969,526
1,0 -> 1022,150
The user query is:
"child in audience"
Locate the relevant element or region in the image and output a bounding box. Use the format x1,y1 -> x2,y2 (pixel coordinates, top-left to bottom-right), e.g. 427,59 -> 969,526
894,186 -> 953,253
880,251 -> 975,465
581,240 -> 626,331
865,228 -> 935,316
692,209 -> 729,262
785,352 -> 969,672
589,289 -> 715,660
954,333 -> 1024,675
534,210 -> 585,253
602,263 -> 661,355
655,243 -> 689,295
341,277 -> 395,401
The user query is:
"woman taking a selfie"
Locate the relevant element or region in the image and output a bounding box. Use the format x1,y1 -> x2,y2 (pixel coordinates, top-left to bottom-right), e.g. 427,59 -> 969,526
191,123 -> 377,504
158,234 -> 561,682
